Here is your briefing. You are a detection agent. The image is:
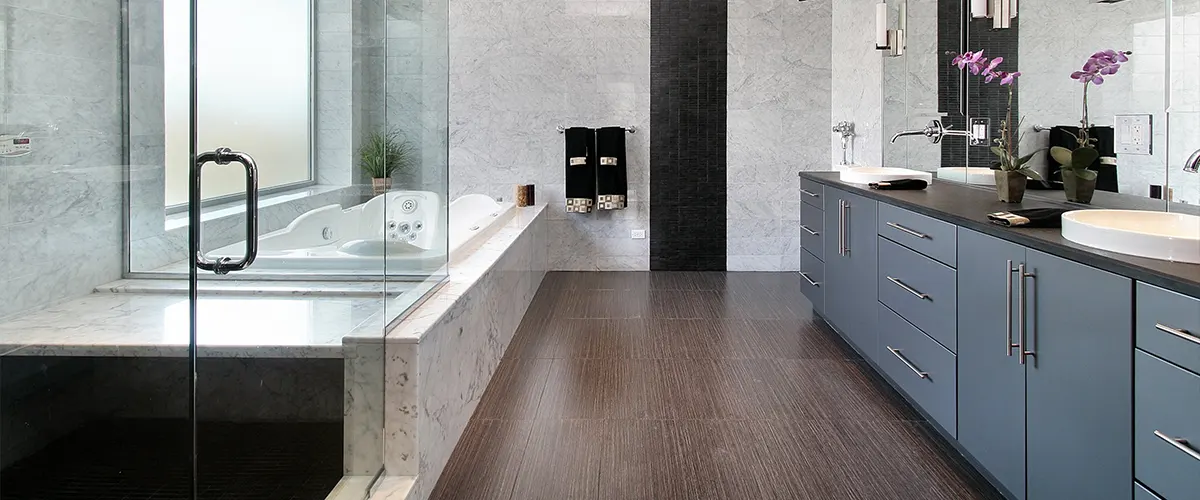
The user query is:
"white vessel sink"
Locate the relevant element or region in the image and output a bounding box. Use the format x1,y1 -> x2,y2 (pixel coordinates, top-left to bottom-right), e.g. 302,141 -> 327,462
1061,210 -> 1200,264
839,167 -> 934,185
937,167 -> 995,186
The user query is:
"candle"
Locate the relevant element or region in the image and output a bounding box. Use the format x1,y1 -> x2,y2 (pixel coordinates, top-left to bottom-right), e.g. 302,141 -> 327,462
876,2 -> 889,49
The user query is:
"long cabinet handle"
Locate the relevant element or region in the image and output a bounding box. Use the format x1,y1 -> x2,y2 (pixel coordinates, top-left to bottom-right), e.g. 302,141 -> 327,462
799,272 -> 820,287
841,200 -> 851,256
887,346 -> 929,379
800,188 -> 820,198
801,225 -> 820,236
840,199 -> 849,255
1154,430 -> 1200,462
886,222 -> 929,239
1006,260 -> 1019,357
1018,264 -> 1036,364
887,276 -> 930,300
1155,323 -> 1200,346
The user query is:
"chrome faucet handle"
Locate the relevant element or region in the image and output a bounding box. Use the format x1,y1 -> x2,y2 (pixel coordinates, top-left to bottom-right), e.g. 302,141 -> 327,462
1185,149 -> 1200,173
891,119 -> 975,145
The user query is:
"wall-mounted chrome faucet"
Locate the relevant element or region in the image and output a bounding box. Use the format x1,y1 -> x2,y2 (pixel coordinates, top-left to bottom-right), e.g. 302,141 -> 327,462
1185,149 -> 1200,174
891,119 -> 974,145
832,121 -> 856,165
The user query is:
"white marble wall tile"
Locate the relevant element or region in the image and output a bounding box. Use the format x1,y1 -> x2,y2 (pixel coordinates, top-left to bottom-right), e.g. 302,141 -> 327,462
831,0 -> 884,168
447,0 -> 650,271
345,342 -> 387,475
728,0 -> 832,272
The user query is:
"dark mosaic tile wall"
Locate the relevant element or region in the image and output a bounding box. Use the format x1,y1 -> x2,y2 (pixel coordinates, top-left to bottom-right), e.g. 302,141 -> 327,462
649,0 -> 728,271
938,0 -> 1019,168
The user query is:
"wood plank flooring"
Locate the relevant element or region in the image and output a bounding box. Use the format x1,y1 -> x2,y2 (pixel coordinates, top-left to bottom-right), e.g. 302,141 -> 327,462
430,272 -> 1001,500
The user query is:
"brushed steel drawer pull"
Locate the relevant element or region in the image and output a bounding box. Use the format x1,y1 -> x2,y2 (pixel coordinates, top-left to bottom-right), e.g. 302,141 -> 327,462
801,225 -> 820,236
800,188 -> 820,198
1155,323 -> 1200,346
886,222 -> 930,239
799,272 -> 820,287
887,276 -> 930,300
1154,430 -> 1200,462
887,346 -> 929,379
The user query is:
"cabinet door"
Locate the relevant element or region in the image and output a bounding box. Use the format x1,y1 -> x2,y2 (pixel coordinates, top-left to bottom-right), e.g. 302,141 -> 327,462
822,188 -> 878,357
1025,249 -> 1133,500
956,229 -> 1027,500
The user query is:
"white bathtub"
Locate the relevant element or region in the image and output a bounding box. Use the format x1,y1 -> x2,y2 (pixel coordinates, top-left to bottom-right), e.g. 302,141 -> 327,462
209,191 -> 515,274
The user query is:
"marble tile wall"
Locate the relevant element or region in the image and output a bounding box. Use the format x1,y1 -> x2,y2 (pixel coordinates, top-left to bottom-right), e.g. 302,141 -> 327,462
1169,1 -> 1200,205
1019,0 -> 1169,196
727,0 -> 832,271
380,207 -> 547,498
0,0 -> 125,318
831,0 -> 884,169
447,0 -> 651,271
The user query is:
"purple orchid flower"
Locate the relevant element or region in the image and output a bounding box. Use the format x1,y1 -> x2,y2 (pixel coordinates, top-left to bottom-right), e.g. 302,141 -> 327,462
1073,49 -> 1132,86
1000,71 -> 1021,86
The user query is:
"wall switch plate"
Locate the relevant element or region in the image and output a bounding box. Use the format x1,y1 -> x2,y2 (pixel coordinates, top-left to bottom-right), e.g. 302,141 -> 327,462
631,229 -> 646,240
1115,114 -> 1153,155
0,134 -> 32,158
969,118 -> 990,146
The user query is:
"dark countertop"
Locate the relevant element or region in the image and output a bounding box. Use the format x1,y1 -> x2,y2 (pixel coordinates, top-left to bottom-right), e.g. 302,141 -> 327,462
799,172 -> 1200,298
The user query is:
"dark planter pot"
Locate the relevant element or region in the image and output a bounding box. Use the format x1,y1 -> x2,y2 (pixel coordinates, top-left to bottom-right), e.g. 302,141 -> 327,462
1062,173 -> 1097,204
994,171 -> 1028,203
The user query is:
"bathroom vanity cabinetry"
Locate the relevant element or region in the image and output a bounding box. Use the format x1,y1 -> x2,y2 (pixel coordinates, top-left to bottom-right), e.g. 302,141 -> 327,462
799,172 -> 1200,500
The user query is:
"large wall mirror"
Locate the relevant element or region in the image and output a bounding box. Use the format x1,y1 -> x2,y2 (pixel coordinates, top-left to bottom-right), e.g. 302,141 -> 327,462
883,0 -> 1199,211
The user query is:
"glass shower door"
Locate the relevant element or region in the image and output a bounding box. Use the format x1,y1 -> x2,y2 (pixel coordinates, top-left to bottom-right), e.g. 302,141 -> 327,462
185,1 -> 370,498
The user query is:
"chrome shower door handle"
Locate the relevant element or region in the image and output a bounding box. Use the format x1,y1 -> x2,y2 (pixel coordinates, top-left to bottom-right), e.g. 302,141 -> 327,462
193,148 -> 259,275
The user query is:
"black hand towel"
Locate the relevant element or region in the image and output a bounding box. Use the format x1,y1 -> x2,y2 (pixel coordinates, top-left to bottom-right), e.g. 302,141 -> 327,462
869,179 -> 928,190
1044,126 -> 1118,193
595,127 -> 628,210
987,208 -> 1069,228
564,128 -> 596,214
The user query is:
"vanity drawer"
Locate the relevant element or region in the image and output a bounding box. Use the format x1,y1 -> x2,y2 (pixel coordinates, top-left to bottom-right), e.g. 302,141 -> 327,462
1135,350 -> 1200,500
1136,283 -> 1200,375
800,201 -> 824,261
878,203 -> 958,268
878,302 -> 957,437
878,237 -> 958,352
800,249 -> 824,313
1135,483 -> 1164,500
800,178 -> 824,209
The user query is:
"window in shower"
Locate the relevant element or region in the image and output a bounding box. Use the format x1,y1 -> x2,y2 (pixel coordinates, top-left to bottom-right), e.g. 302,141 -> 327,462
161,0 -> 313,208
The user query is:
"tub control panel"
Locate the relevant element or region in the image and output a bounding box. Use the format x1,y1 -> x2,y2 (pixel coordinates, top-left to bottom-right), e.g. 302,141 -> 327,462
0,134 -> 32,158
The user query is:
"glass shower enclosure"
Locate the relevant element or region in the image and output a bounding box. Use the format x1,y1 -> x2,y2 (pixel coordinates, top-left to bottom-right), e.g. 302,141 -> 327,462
0,0 -> 448,497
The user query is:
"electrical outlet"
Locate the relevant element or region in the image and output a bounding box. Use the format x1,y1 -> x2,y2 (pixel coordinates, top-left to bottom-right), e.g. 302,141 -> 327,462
969,118 -> 990,146
1115,114 -> 1152,155
631,229 -> 646,240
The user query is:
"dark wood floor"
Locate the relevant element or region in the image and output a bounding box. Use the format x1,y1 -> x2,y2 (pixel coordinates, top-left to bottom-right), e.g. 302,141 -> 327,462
430,272 -> 1001,500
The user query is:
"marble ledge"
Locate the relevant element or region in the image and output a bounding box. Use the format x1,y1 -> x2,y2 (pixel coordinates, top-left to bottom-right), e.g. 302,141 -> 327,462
376,205 -> 547,344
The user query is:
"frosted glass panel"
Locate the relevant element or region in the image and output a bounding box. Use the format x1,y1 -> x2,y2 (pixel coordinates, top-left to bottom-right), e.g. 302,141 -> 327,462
162,0 -> 311,207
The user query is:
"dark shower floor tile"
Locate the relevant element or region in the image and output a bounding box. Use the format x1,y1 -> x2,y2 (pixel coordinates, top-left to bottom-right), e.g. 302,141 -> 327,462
0,419 -> 342,500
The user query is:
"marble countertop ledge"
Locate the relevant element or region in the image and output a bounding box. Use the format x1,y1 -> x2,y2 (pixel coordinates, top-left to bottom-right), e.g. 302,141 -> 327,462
800,172 -> 1200,297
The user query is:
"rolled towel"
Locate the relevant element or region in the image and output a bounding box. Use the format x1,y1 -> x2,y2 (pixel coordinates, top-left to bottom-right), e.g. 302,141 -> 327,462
869,179 -> 929,191
564,128 -> 596,213
987,208 -> 1069,228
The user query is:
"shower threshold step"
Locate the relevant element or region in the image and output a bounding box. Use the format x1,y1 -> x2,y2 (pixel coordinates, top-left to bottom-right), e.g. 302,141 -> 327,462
98,279 -> 407,298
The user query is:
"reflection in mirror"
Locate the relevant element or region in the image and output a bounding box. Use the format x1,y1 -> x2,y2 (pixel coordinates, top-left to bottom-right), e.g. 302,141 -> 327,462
1017,0 -> 1168,204
1170,0 -> 1200,208
882,0 -> 963,173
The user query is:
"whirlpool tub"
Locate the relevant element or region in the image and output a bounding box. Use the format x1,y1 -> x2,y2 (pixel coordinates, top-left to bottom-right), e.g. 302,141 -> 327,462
208,191 -> 515,274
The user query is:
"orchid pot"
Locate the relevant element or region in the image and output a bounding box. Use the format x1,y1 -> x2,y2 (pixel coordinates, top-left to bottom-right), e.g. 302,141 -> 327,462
949,50 -> 1041,203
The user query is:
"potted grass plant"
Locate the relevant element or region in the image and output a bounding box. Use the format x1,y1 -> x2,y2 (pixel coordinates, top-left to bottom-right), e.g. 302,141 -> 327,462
359,130 -> 415,196
950,50 -> 1042,202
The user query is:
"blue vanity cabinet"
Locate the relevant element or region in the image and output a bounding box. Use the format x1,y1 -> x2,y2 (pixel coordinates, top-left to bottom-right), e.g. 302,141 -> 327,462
956,228 -> 1029,500
799,196 -> 825,314
1025,249 -> 1133,500
822,187 -> 879,357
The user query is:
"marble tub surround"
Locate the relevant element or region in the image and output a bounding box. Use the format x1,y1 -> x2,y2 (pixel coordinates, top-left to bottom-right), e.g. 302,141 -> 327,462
0,293 -> 385,358
375,205 -> 548,498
